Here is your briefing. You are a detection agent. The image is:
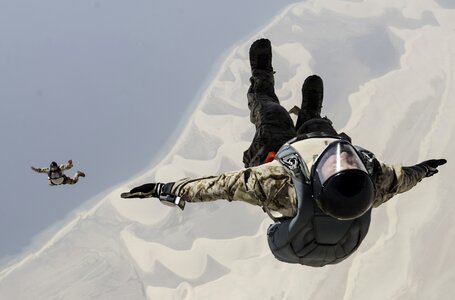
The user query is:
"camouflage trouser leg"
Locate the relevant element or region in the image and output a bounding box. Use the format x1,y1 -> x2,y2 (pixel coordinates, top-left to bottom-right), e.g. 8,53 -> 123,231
63,174 -> 80,185
243,70 -> 296,167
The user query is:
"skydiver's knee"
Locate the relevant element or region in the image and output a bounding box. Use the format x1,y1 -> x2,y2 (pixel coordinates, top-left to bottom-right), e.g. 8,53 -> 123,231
296,117 -> 338,135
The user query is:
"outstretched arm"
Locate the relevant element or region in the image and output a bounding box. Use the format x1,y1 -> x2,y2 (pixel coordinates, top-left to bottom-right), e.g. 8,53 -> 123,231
122,169 -> 267,206
121,162 -> 297,216
60,160 -> 73,171
373,159 -> 446,207
31,166 -> 49,173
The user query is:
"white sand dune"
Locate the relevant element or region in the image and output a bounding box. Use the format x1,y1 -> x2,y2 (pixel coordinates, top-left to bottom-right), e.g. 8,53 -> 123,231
1,1 -> 454,299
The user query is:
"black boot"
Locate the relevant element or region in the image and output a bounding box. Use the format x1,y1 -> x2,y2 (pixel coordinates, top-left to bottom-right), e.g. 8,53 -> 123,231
249,38 -> 273,73
296,75 -> 324,129
302,75 -> 323,114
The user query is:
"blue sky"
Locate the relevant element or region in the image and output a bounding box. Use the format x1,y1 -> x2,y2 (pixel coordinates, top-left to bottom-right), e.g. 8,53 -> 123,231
0,0 -> 299,265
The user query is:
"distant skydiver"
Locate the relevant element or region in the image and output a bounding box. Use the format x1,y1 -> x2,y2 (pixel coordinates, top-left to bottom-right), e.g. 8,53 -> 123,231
121,38 -> 446,267
31,160 -> 85,186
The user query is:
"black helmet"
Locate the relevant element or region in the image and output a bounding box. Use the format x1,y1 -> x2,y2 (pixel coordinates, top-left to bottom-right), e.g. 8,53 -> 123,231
50,161 -> 59,171
311,140 -> 374,220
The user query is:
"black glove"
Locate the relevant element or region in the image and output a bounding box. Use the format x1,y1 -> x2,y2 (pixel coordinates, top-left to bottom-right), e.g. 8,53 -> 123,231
121,183 -> 164,199
121,182 -> 185,210
416,159 -> 447,177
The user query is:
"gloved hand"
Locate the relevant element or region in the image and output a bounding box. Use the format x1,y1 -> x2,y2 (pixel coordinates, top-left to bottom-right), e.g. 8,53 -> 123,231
121,182 -> 185,210
121,183 -> 164,199
417,159 -> 447,177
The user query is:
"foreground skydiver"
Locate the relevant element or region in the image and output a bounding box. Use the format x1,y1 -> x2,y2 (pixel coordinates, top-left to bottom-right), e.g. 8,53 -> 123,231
121,38 -> 447,266
31,160 -> 85,186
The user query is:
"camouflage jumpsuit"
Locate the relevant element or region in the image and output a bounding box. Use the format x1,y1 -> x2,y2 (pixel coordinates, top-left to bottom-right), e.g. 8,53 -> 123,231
32,161 -> 84,185
170,66 -> 430,216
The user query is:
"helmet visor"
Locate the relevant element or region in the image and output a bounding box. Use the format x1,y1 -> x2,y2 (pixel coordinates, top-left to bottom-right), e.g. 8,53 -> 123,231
315,141 -> 367,184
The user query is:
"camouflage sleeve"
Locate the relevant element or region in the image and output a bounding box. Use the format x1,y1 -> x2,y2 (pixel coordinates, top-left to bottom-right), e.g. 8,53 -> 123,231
372,160 -> 427,207
31,167 -> 49,173
171,161 -> 297,216
59,161 -> 73,171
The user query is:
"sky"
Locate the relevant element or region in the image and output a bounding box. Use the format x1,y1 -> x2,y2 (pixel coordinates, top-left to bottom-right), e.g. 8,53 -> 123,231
0,0 -> 454,299
0,0 -> 300,265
